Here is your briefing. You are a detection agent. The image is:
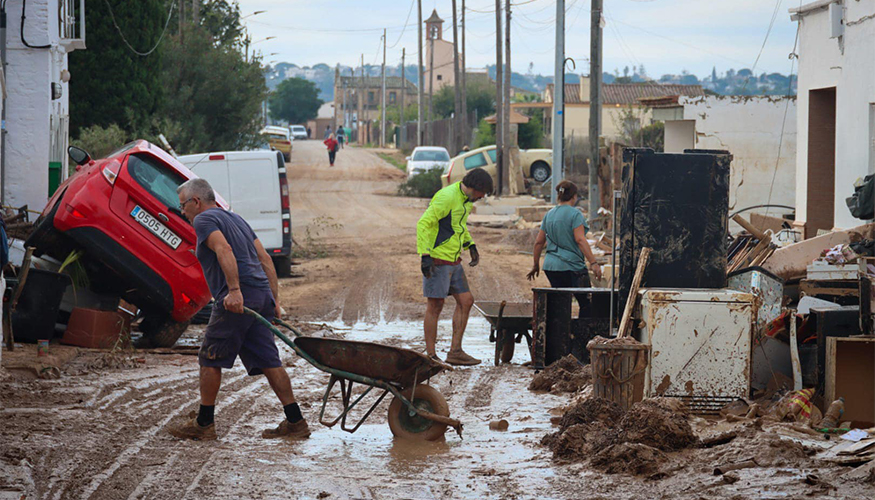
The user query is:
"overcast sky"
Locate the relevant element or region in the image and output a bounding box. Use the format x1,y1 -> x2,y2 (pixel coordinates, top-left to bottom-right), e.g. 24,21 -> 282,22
240,0 -> 800,78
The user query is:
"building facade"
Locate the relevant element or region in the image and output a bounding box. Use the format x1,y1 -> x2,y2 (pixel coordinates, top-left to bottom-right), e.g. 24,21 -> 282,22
791,0 -> 875,237
423,10 -> 456,92
333,68 -> 417,142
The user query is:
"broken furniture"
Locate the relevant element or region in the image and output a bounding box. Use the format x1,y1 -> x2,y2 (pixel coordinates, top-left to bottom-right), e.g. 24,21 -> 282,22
728,266 -> 784,332
618,148 -> 731,311
473,301 -> 533,366
810,306 -> 863,401
634,288 -> 756,414
824,336 -> 875,428
531,287 -> 612,370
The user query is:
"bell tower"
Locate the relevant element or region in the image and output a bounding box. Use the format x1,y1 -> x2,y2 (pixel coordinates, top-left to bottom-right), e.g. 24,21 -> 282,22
425,10 -> 444,40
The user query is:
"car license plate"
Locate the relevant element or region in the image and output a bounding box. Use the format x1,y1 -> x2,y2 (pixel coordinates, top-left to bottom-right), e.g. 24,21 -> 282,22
130,206 -> 182,249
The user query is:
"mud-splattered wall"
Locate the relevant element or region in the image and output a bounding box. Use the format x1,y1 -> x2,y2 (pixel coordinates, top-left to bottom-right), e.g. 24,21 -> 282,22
665,95 -> 797,216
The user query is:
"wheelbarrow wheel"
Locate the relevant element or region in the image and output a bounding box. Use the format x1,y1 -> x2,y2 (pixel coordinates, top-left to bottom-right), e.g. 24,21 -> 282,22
387,384 -> 449,441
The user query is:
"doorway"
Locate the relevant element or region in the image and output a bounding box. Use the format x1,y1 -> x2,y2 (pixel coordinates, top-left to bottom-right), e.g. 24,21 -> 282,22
806,87 -> 837,238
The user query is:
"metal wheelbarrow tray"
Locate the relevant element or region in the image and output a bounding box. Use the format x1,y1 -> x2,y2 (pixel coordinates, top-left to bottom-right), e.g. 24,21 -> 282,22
473,301 -> 534,366
244,308 -> 462,440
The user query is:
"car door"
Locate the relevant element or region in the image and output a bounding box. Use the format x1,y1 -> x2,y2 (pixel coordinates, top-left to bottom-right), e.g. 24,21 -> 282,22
228,154 -> 282,249
109,152 -> 199,267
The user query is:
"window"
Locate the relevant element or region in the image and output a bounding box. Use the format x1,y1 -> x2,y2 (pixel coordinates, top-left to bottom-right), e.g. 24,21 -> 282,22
437,74 -> 443,81
368,92 -> 375,104
127,154 -> 186,209
413,150 -> 451,162
463,153 -> 488,170
486,148 -> 497,163
389,92 -> 397,104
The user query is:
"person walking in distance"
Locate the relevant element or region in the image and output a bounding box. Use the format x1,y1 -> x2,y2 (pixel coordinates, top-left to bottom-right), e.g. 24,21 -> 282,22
324,125 -> 332,140
169,178 -> 310,441
324,134 -> 339,167
527,180 -> 603,316
336,125 -> 346,149
417,168 -> 493,365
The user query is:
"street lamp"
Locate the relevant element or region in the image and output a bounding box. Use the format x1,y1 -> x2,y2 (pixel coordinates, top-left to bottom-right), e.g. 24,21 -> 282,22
242,10 -> 267,19
244,36 -> 276,62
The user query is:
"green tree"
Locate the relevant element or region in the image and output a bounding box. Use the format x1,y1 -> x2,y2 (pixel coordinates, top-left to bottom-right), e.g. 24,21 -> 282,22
159,26 -> 268,153
432,79 -> 496,119
200,0 -> 244,46
518,112 -> 544,149
473,118 -> 495,148
268,77 -> 323,124
69,0 -> 167,135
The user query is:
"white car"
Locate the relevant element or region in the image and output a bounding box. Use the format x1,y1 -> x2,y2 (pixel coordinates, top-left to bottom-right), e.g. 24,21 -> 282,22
290,125 -> 308,140
406,147 -> 451,179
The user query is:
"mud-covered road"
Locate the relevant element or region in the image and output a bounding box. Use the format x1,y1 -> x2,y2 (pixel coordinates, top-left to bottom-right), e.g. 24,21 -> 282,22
1,142 -> 873,499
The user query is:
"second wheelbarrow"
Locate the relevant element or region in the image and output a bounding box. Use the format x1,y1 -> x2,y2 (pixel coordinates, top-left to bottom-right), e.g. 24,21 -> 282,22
245,308 -> 462,440
473,300 -> 533,366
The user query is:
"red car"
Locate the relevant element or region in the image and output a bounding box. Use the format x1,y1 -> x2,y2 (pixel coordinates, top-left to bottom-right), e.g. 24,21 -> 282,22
27,140 -> 227,347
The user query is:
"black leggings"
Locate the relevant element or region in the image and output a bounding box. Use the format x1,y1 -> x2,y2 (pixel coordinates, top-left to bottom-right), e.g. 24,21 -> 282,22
328,151 -> 336,165
544,270 -> 591,317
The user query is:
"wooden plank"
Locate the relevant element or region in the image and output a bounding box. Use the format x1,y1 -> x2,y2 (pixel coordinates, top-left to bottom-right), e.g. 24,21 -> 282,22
826,337 -> 837,406
732,214 -> 768,241
619,247 -> 651,338
734,231 -> 773,271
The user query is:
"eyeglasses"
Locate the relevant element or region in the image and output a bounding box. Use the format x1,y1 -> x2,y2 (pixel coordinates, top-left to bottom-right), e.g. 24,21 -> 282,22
179,197 -> 196,210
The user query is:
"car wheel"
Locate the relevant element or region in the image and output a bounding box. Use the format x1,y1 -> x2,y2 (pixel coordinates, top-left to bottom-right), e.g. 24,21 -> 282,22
137,315 -> 190,348
531,161 -> 551,183
273,255 -> 292,278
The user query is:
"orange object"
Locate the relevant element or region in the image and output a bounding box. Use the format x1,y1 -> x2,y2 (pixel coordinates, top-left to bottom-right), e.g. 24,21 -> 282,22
61,308 -> 130,349
787,388 -> 816,419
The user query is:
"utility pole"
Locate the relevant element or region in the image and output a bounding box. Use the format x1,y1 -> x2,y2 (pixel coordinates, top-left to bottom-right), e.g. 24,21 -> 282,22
381,29 -> 387,148
417,0 -> 424,146
551,0 -> 565,204
452,0 -> 462,154
401,48 -> 407,147
504,0 -> 511,193
361,54 -> 366,144
589,0 -> 603,217
494,0 -> 503,195
460,0 -> 468,148
427,36 -> 435,145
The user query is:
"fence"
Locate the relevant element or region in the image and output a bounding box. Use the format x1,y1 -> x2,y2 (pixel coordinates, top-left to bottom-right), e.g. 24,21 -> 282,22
397,112 -> 479,155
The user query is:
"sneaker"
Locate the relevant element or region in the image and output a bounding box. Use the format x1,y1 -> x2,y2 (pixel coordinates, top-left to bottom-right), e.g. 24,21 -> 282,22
262,419 -> 311,439
445,350 -> 481,366
169,418 -> 217,441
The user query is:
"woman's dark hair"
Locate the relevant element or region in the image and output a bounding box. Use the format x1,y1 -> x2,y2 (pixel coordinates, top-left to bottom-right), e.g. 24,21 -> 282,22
556,180 -> 579,202
462,168 -> 494,194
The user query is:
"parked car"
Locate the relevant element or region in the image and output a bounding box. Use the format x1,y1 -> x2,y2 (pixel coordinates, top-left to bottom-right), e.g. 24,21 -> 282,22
261,126 -> 293,161
26,141 -> 228,347
290,125 -> 308,140
406,146 -> 451,179
179,150 -> 293,277
441,145 -> 553,188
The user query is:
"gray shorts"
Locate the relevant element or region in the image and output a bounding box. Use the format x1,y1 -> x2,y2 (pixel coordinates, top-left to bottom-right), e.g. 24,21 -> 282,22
423,263 -> 470,298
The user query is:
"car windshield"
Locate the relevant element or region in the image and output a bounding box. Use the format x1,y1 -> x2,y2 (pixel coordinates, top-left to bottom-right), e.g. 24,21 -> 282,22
127,154 -> 187,209
265,134 -> 287,141
413,150 -> 450,162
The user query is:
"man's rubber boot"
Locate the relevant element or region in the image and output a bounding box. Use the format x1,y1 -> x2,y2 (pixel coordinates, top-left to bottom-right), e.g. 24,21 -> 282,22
262,419 -> 311,439
169,418 -> 217,441
445,350 -> 482,366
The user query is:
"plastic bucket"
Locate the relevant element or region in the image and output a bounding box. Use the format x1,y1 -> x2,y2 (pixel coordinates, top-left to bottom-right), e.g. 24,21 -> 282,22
588,338 -> 650,410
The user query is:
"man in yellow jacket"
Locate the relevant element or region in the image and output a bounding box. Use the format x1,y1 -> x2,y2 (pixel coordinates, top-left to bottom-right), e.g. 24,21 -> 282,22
416,168 -> 493,365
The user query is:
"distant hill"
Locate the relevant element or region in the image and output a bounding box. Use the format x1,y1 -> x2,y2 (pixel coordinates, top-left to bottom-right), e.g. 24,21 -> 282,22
263,63 -> 796,102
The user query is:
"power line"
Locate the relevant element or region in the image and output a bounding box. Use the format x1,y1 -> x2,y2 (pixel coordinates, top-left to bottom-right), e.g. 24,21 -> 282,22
388,0 -> 417,48
740,0 -> 784,92
248,19 -> 408,34
103,0 -> 176,57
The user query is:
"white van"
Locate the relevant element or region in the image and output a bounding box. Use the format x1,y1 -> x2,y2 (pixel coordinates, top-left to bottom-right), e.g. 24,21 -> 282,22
178,150 -> 293,276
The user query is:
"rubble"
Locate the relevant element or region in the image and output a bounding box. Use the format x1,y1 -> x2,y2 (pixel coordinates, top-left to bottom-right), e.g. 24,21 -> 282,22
528,354 -> 591,393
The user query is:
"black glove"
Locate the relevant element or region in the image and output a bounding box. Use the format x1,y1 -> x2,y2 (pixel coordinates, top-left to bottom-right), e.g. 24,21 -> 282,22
421,255 -> 435,278
469,244 -> 480,267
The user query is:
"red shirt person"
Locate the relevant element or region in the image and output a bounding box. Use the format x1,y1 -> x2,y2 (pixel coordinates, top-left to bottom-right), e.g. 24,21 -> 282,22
323,134 -> 339,167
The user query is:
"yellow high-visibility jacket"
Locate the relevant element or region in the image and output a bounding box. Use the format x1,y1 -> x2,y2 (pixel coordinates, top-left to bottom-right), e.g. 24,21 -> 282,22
416,182 -> 474,261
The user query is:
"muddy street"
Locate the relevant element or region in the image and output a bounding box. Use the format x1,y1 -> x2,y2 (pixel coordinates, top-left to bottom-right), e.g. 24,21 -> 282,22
1,142 -> 873,499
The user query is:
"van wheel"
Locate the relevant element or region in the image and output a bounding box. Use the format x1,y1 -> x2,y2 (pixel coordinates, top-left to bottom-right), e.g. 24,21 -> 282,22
531,162 -> 551,183
273,255 -> 292,278
137,315 -> 190,348
283,152 -> 291,162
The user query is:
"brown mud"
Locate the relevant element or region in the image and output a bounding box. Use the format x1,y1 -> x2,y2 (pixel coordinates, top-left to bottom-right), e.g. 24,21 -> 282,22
528,354 -> 592,393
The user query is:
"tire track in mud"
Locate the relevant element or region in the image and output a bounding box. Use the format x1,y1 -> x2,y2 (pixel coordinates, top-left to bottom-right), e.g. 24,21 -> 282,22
462,368 -> 500,410
85,372 -> 266,500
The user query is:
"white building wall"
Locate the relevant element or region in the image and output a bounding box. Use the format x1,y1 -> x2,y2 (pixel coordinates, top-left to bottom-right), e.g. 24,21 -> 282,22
678,95 -> 797,213
3,0 -> 72,211
794,0 -> 875,231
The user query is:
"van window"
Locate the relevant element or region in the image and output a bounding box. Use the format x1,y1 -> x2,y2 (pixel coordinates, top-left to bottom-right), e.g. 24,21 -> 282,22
486,148 -> 497,163
127,154 -> 186,209
463,153 -> 488,170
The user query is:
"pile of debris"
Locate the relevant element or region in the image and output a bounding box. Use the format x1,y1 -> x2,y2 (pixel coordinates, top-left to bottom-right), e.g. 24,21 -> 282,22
528,354 -> 591,393
542,397 -> 698,476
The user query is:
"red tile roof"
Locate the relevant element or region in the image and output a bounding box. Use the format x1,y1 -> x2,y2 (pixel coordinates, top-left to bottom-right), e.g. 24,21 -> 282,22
546,83 -> 704,105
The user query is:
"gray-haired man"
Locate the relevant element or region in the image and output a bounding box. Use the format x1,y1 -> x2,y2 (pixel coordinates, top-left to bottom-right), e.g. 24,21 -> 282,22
169,178 -> 309,441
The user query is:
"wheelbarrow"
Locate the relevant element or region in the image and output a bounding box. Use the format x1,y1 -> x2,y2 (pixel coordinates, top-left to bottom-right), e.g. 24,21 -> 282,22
244,308 -> 462,441
473,301 -> 533,366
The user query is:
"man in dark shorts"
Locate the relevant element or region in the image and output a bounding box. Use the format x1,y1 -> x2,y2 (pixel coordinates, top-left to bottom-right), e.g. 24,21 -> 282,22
169,178 -> 309,441
416,168 -> 493,366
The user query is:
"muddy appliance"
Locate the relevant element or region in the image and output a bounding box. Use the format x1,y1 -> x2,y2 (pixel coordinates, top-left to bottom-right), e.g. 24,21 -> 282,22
618,148 -> 731,312
532,287 -> 613,370
633,288 -> 756,415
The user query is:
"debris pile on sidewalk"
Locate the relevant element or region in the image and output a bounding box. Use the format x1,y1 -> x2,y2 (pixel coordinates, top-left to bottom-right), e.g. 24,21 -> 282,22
528,354 -> 591,393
